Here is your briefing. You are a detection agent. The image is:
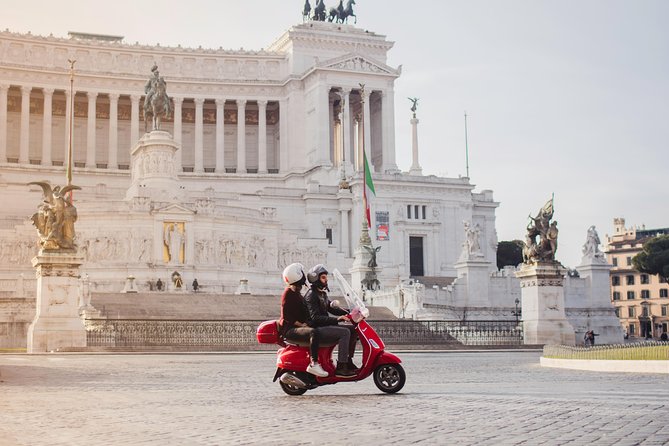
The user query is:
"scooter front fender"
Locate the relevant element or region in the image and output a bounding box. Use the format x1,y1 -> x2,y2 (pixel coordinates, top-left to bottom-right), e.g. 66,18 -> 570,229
375,350 -> 402,366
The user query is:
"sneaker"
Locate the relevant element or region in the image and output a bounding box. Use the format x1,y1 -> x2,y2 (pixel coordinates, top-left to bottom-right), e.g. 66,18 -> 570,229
335,362 -> 356,378
306,362 -> 328,378
347,359 -> 359,371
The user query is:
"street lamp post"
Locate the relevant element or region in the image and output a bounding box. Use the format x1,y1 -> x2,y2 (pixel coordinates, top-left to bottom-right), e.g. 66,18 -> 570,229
512,298 -> 522,324
511,298 -> 522,343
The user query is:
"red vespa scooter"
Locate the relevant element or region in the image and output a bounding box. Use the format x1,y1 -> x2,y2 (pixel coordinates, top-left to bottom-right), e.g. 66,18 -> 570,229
257,269 -> 406,396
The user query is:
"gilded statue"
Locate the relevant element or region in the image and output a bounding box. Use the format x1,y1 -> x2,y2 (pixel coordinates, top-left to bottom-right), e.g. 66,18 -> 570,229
28,181 -> 81,251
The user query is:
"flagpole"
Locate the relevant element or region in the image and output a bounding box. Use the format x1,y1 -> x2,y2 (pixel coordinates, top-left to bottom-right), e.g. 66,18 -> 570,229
358,83 -> 371,246
66,59 -> 76,199
359,83 -> 368,228
464,111 -> 469,179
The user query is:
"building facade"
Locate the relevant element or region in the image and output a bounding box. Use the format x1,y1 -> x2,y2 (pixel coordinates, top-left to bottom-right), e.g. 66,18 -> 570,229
605,218 -> 669,338
0,21 -> 499,303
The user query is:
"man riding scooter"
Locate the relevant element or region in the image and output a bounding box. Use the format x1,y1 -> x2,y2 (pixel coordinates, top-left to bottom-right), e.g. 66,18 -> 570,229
305,264 -> 358,378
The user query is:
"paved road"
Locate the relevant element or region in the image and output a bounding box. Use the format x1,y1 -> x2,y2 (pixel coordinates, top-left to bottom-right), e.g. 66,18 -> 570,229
1,351 -> 668,445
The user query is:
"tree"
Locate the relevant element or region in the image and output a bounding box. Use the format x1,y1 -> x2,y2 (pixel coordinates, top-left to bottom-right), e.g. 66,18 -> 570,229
632,234 -> 669,283
496,240 -> 524,270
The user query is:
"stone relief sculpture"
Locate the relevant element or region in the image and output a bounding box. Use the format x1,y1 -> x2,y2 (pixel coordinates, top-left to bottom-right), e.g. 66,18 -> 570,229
144,64 -> 172,132
522,197 -> 559,264
279,246 -> 327,270
28,182 -> 81,251
0,238 -> 35,265
582,225 -> 606,263
164,224 -> 185,265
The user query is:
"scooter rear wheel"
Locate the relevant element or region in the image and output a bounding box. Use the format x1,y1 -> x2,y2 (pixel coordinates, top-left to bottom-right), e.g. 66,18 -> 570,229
279,380 -> 308,396
373,363 -> 406,394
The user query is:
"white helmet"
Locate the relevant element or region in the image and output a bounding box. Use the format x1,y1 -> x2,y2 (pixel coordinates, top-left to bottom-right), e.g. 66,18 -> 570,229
282,263 -> 306,286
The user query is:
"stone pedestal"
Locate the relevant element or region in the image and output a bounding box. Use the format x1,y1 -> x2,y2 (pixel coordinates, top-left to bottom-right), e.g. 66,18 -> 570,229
516,262 -> 576,345
349,223 -> 382,295
454,258 -> 491,307
126,130 -> 180,201
27,252 -> 87,353
121,275 -> 138,293
235,278 -> 251,295
573,258 -> 624,344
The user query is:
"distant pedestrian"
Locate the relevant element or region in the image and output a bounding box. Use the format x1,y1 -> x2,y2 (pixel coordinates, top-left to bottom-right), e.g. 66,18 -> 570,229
660,332 -> 668,342
156,278 -> 163,291
192,278 -> 199,292
584,330 -> 597,346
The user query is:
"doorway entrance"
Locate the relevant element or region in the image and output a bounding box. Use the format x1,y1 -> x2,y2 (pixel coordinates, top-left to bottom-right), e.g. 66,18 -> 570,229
409,236 -> 424,277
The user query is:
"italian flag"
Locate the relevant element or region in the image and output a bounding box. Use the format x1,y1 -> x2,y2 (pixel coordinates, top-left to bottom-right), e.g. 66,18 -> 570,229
363,151 -> 376,228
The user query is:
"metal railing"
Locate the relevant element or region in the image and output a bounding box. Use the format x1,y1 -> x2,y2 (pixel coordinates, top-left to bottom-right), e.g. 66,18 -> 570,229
543,342 -> 669,361
85,319 -> 524,349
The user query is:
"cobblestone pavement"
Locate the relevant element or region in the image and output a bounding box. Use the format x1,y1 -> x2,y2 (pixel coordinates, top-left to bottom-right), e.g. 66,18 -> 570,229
1,351 -> 668,445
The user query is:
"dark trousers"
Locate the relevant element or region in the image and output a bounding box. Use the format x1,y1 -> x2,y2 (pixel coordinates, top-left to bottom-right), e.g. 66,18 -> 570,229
284,327 -> 319,361
318,325 -> 358,363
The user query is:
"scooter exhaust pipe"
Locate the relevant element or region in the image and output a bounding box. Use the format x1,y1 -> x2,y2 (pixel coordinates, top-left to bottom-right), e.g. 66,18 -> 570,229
279,372 -> 307,389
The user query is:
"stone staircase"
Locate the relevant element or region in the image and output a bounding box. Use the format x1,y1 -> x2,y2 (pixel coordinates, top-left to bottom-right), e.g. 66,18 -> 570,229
90,292 -> 398,321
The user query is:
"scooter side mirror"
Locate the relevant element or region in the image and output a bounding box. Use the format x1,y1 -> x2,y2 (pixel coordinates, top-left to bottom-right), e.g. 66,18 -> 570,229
330,299 -> 340,308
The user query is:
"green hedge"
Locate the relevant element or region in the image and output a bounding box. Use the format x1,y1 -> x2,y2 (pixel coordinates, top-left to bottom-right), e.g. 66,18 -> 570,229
543,342 -> 669,360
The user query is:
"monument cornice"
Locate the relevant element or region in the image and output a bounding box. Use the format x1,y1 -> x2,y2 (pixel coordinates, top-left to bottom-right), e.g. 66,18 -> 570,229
268,22 -> 393,53
0,29 -> 284,57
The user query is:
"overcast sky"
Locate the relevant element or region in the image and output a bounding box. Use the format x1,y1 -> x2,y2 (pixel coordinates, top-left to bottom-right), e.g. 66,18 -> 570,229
4,0 -> 668,267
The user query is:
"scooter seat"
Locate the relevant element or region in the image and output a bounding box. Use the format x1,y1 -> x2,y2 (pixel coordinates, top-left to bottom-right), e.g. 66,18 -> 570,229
284,339 -> 338,348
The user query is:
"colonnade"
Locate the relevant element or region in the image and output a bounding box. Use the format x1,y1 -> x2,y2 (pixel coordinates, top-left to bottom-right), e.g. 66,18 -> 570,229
0,84 -> 283,174
326,86 -> 397,174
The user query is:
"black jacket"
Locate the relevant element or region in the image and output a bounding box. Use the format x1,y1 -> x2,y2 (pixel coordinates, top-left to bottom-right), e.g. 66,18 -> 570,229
305,287 -> 347,327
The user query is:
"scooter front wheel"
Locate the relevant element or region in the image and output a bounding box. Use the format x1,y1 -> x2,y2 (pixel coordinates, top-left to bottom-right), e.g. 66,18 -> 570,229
373,363 -> 406,394
279,380 -> 308,396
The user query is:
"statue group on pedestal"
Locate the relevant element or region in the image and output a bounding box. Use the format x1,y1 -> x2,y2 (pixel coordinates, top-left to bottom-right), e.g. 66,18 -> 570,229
582,225 -> 606,263
461,220 -> 484,260
522,197 -> 559,264
144,64 -> 172,132
29,182 -> 81,251
303,0 -> 357,24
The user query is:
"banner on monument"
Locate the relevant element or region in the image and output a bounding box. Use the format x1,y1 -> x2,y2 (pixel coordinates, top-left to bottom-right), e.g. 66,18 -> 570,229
376,211 -> 389,241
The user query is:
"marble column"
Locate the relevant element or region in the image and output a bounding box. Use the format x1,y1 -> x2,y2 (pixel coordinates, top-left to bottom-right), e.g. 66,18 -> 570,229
194,97 -> 204,173
173,96 -> 183,172
86,91 -> 97,168
41,88 -> 54,166
340,208 -> 350,257
381,89 -> 398,173
0,84 -> 7,163
328,94 -> 335,165
19,86 -> 31,164
236,99 -> 246,173
215,98 -> 225,173
130,94 -> 140,145
409,116 -> 422,175
279,98 -> 287,173
342,89 -> 352,169
258,100 -> 267,174
318,85 -> 332,166
108,93 -> 119,169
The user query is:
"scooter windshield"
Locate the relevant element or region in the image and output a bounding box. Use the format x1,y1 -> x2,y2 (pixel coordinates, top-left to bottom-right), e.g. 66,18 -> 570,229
332,268 -> 369,323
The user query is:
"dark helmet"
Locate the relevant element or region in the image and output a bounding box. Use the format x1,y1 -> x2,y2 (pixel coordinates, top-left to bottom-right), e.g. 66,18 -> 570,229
307,264 -> 328,285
